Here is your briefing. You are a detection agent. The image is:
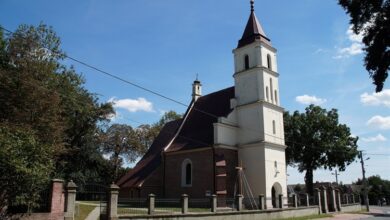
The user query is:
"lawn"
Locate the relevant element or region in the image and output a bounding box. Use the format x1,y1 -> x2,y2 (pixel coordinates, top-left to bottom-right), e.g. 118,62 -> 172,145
75,202 -> 97,220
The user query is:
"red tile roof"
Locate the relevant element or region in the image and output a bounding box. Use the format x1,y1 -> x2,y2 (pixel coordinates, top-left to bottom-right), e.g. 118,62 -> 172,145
117,86 -> 235,188
117,120 -> 181,188
166,86 -> 235,152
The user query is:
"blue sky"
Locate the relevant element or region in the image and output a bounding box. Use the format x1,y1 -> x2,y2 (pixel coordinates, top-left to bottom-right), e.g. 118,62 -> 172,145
2,0 -> 389,184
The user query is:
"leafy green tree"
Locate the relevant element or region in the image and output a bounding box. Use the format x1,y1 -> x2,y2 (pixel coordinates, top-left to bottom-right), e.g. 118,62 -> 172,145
284,105 -> 359,195
0,124 -> 53,214
338,0 -> 390,92
0,23 -> 114,210
366,175 -> 390,205
100,124 -> 144,180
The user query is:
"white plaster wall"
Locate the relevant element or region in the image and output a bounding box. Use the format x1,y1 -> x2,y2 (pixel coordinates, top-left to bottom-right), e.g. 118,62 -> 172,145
238,145 -> 266,198
234,70 -> 260,105
264,146 -> 287,208
262,73 -> 280,106
214,123 -> 237,146
233,44 -> 261,73
236,105 -> 264,144
263,107 -> 285,145
261,45 -> 278,72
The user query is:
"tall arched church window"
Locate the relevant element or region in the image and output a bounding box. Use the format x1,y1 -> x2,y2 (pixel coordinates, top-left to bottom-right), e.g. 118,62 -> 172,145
267,54 -> 272,70
244,55 -> 249,70
272,120 -> 276,134
274,90 -> 278,104
266,86 -> 269,101
270,78 -> 274,102
181,159 -> 192,187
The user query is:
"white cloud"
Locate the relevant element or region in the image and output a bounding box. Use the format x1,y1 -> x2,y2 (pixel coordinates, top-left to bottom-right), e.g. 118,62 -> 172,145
361,134 -> 387,142
334,26 -> 364,59
367,116 -> 390,130
109,97 -> 154,113
295,95 -> 327,105
361,89 -> 390,108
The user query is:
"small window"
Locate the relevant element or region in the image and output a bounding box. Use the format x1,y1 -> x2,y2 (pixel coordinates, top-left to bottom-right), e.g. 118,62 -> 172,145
182,159 -> 192,187
270,78 -> 274,102
244,55 -> 249,70
272,120 -> 276,134
274,161 -> 278,168
267,54 -> 272,70
266,86 -> 269,101
274,90 -> 278,104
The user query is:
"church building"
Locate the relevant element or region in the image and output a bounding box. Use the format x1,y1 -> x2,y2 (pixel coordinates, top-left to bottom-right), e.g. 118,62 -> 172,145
117,0 -> 287,209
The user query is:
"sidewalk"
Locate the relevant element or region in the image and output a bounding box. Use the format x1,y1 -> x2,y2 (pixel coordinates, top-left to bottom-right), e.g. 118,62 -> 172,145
321,207 -> 388,220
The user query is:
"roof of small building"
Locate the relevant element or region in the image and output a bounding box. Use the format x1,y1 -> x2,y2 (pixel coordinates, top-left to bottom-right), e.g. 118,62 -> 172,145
117,86 -> 235,188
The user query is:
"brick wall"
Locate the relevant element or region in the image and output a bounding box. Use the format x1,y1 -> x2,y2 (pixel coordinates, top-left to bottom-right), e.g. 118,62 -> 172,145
164,148 -> 214,198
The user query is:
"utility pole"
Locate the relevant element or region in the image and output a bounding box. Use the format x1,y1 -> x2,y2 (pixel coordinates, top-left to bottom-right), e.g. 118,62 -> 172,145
360,151 -> 370,212
331,170 -> 340,185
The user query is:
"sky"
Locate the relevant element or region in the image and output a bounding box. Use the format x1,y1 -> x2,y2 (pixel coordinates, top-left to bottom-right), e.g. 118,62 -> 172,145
1,0 -> 389,185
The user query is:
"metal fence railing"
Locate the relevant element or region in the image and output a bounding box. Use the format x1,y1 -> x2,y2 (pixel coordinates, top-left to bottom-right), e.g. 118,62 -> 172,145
188,198 -> 210,213
154,198 -> 181,215
117,198 -> 148,216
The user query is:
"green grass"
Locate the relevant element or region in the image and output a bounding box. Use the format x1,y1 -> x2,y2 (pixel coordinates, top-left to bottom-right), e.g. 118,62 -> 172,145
75,203 -> 96,220
277,214 -> 333,220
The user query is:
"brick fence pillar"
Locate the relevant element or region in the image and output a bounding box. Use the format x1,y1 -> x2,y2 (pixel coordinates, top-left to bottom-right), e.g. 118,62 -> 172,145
64,180 -> 77,220
181,194 -> 188,214
315,188 -> 322,214
292,194 -> 298,208
236,194 -> 243,211
305,193 -> 310,207
108,183 -> 119,220
320,186 -> 328,214
148,194 -> 155,215
50,179 -> 65,216
258,194 -> 265,210
211,194 -> 217,213
335,189 -> 341,211
352,194 -> 356,204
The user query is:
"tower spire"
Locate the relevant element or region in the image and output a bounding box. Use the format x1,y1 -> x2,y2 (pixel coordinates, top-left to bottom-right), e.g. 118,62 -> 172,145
237,0 -> 271,48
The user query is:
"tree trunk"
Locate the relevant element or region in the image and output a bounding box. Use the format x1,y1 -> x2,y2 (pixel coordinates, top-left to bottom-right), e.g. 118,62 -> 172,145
305,169 -> 314,196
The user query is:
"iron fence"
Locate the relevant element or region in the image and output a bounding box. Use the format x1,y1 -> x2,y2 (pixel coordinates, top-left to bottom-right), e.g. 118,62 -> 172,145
117,198 -> 148,216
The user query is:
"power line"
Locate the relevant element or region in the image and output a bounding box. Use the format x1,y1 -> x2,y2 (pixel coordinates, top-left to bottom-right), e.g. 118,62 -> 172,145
0,26 -> 371,157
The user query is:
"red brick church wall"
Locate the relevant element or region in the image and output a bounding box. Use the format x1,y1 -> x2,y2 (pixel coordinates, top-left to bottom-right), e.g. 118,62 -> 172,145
164,148 -> 214,198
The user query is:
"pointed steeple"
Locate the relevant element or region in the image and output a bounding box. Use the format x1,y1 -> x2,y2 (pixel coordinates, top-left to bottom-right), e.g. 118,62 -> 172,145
237,0 -> 271,48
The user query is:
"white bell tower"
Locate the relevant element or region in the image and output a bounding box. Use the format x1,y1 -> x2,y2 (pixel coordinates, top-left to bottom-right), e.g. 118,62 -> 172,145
233,0 -> 287,208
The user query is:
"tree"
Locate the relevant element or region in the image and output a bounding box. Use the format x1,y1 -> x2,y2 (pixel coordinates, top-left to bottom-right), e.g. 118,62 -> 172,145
284,105 -> 359,195
0,125 -> 53,214
100,124 -> 144,180
0,23 -> 114,212
338,0 -> 390,92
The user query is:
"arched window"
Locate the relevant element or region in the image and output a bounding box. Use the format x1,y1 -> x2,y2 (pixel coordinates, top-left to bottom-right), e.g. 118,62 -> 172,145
267,54 -> 272,70
266,86 -> 269,101
274,161 -> 278,169
274,90 -> 278,104
272,120 -> 276,134
270,78 -> 274,102
181,159 -> 192,187
244,55 -> 249,70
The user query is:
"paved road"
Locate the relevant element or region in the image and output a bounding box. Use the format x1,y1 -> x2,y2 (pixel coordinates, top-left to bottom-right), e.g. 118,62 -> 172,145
324,206 -> 390,220
363,206 -> 390,220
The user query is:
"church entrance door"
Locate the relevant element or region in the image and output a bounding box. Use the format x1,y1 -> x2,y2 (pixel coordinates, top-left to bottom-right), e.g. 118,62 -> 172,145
272,186 -> 276,208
